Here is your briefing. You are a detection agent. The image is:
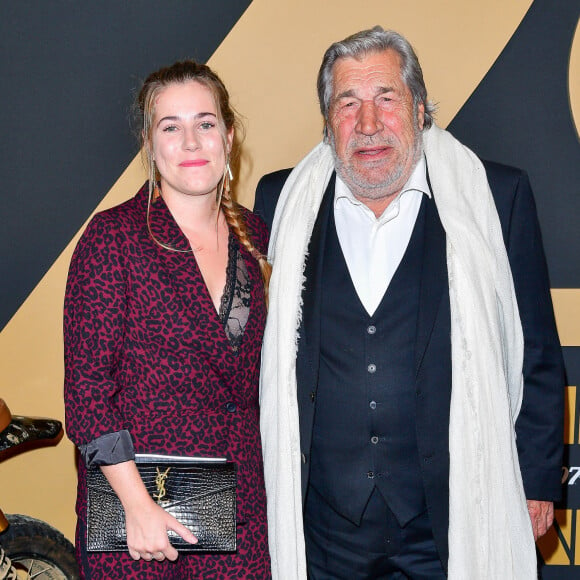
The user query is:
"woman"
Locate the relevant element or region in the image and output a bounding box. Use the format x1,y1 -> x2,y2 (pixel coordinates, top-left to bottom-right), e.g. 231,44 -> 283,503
64,60 -> 271,579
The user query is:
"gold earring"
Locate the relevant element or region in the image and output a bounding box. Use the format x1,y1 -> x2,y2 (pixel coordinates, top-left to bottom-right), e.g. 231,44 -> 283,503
153,181 -> 161,201
223,161 -> 233,195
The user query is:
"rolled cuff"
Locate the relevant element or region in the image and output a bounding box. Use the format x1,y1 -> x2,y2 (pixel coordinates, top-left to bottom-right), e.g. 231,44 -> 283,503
79,429 -> 135,467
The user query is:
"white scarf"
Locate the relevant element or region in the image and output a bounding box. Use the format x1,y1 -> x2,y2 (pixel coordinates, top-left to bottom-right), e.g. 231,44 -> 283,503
259,124 -> 536,579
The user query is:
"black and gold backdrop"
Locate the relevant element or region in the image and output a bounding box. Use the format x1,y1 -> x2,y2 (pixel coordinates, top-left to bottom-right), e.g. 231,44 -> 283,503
1,1 -> 578,576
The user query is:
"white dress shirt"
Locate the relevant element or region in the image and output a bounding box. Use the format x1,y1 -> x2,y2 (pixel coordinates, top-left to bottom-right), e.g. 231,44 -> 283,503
334,156 -> 431,316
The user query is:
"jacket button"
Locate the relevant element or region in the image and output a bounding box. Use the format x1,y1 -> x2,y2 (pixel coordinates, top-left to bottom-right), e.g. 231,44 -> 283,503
226,402 -> 237,413
371,436 -> 379,444
367,471 -> 375,479
367,363 -> 376,373
301,453 -> 307,464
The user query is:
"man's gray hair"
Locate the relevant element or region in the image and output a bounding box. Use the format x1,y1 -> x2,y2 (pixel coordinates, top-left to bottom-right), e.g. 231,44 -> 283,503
317,26 -> 436,129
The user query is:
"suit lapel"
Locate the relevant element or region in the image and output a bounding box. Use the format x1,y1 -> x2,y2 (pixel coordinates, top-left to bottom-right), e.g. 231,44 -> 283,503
415,193 -> 448,375
298,174 -> 336,386
148,196 -> 234,358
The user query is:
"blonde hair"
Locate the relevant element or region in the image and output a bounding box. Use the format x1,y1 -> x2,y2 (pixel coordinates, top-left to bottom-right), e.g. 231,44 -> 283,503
136,60 -> 271,301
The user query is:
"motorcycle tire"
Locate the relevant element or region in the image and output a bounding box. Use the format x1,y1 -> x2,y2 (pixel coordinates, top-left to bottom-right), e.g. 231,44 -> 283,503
0,514 -> 79,579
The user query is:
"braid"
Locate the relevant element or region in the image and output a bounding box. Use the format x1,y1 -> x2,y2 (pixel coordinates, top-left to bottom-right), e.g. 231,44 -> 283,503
221,191 -> 271,307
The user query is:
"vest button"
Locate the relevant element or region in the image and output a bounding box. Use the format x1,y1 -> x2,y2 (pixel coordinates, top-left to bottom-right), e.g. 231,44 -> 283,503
371,435 -> 379,444
367,363 -> 376,373
367,471 -> 375,478
367,325 -> 376,335
226,402 -> 237,413
369,400 -> 377,410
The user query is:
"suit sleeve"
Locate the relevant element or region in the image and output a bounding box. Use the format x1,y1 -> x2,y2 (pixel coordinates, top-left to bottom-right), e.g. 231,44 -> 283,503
505,171 -> 566,501
253,168 -> 293,232
64,213 -> 130,449
242,206 -> 270,256
253,176 -> 273,231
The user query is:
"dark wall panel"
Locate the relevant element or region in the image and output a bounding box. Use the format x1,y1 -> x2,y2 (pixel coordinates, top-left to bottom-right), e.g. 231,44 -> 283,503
0,0 -> 251,330
448,0 -> 580,289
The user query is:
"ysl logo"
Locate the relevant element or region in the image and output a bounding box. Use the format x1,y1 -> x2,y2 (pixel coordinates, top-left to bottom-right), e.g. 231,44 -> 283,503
153,467 -> 170,501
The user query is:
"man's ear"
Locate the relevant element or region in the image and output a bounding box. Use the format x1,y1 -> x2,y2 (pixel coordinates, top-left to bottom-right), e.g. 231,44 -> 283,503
323,122 -> 330,143
417,102 -> 425,131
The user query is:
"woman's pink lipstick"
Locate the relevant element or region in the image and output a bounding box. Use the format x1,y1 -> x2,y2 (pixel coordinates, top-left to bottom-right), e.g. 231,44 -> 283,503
179,159 -> 209,167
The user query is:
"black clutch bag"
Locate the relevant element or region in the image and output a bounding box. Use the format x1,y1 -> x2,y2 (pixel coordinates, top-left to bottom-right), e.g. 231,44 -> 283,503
86,454 -> 237,552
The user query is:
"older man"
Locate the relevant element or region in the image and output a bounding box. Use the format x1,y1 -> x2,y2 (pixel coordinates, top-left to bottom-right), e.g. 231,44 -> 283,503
255,27 -> 564,579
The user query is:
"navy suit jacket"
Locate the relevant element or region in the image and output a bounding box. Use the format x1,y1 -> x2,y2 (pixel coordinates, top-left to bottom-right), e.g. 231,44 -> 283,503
254,160 -> 565,565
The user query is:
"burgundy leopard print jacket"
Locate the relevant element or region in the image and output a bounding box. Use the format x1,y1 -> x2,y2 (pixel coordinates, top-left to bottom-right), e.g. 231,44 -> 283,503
64,183 -> 271,579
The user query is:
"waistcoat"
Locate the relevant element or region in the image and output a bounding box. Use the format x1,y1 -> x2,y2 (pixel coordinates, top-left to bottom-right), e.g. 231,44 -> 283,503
309,196 -> 428,526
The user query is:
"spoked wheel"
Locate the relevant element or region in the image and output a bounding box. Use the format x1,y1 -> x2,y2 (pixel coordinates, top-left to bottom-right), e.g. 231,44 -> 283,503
0,547 -> 17,580
0,515 -> 79,579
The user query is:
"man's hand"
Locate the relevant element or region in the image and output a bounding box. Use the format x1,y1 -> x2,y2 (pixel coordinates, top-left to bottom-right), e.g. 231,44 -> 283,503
527,500 -> 554,540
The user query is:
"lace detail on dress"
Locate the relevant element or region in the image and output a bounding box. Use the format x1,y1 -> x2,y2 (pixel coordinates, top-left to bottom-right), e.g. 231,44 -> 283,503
219,234 -> 251,352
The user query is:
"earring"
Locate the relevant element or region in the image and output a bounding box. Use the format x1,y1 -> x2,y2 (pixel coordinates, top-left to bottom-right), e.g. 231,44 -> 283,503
153,181 -> 161,201
223,160 -> 233,196
150,160 -> 161,201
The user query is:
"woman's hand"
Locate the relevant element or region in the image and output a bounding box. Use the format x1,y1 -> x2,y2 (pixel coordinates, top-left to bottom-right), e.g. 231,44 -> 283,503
100,461 -> 198,561
124,497 -> 198,561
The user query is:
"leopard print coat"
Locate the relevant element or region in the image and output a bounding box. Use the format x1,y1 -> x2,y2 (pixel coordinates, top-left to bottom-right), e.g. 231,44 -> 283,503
64,183 -> 271,579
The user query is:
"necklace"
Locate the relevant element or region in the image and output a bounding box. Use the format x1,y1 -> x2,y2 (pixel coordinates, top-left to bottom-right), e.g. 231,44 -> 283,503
147,183 -> 224,254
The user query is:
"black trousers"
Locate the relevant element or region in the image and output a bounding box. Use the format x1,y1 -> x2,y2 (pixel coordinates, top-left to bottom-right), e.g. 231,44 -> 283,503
304,485 -> 446,580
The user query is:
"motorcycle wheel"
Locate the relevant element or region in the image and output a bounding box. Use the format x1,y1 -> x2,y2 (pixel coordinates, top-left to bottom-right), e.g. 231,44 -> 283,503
0,515 -> 79,580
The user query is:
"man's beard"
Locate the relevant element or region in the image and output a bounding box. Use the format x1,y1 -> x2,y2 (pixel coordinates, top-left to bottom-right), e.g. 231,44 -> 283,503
329,129 -> 423,202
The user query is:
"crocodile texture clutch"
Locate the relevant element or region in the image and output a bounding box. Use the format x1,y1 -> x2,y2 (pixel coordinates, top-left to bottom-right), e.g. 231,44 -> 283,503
86,454 -> 237,552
